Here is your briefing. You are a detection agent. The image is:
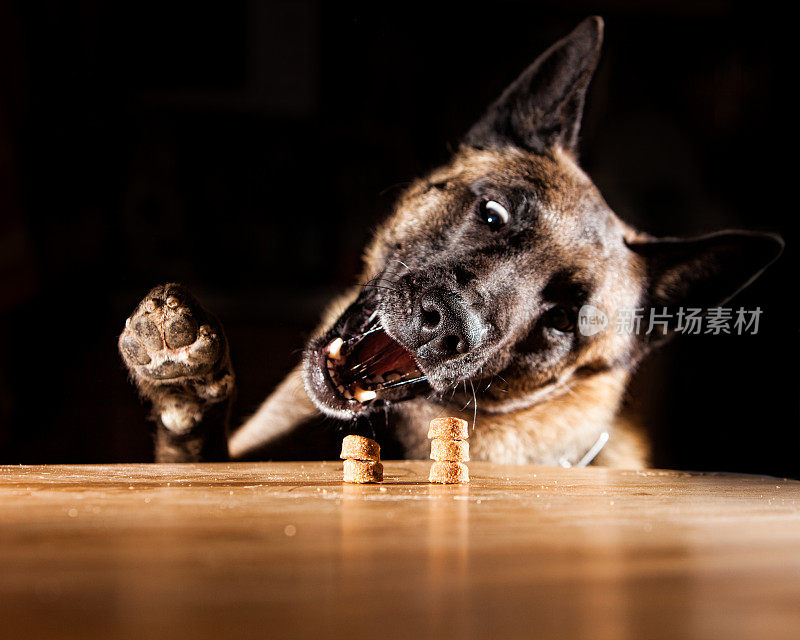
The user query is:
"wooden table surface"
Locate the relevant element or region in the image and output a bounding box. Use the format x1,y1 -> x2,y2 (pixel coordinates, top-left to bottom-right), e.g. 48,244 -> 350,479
1,462 -> 799,640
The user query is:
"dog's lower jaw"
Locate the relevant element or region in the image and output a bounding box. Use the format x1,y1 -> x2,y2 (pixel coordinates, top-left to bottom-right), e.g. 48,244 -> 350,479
391,368 -> 645,467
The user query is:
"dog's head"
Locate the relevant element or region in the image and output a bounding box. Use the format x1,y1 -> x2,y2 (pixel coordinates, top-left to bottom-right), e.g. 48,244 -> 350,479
303,17 -> 783,420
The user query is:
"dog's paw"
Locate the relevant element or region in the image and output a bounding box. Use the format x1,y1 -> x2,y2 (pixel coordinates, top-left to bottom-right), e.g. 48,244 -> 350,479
118,283 -> 233,404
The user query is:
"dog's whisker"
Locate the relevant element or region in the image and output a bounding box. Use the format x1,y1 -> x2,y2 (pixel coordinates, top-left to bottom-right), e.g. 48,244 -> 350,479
449,382 -> 459,402
470,379 -> 478,431
390,259 -> 410,272
359,324 -> 384,338
340,341 -> 414,381
363,309 -> 380,327
344,351 -> 398,376
360,284 -> 396,292
380,375 -> 427,390
493,374 -> 511,392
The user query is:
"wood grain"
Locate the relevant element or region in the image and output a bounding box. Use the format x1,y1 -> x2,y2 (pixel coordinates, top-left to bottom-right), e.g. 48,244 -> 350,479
1,462 -> 799,640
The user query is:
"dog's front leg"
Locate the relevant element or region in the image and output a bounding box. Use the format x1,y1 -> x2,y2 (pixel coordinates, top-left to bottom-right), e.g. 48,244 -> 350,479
118,283 -> 235,462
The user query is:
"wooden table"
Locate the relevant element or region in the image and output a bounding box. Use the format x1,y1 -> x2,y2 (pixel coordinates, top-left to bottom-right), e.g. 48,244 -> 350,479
1,462 -> 799,640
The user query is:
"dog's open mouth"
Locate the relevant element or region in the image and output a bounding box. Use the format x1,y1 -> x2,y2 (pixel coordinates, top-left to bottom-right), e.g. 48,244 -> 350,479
304,299 -> 429,418
324,320 -> 425,403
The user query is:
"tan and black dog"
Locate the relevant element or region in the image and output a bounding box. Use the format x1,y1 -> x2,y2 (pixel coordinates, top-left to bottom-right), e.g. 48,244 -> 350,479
118,17 -> 782,467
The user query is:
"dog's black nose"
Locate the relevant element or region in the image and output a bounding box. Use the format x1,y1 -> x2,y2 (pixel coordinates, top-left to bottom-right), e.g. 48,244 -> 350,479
416,288 -> 484,359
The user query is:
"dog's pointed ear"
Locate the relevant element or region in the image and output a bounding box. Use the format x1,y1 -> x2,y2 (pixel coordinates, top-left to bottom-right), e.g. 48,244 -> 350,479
463,16 -> 603,156
629,230 -> 784,316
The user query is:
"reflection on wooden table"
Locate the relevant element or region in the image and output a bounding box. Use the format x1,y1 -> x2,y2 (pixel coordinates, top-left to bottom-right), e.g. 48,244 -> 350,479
1,462 -> 798,639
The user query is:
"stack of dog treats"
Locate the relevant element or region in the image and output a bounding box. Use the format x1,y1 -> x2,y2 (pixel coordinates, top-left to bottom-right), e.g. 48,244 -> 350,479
340,435 -> 383,483
428,417 -> 470,483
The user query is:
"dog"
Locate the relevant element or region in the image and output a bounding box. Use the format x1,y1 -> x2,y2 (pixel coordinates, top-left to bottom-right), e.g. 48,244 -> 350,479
118,17 -> 782,467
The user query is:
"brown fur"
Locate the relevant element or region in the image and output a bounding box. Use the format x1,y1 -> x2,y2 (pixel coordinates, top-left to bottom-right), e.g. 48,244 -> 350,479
251,146 -> 648,466
233,283 -> 642,467
120,17 -> 780,467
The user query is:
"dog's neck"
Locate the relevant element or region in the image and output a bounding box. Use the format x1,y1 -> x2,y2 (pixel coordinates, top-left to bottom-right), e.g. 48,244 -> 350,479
392,368 -> 628,466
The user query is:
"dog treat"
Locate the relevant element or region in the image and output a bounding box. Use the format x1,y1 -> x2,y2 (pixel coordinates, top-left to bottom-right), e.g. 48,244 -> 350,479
343,459 -> 384,483
427,417 -> 470,483
430,438 -> 470,462
340,435 -> 383,483
427,416 -> 469,440
429,461 -> 470,484
340,435 -> 381,461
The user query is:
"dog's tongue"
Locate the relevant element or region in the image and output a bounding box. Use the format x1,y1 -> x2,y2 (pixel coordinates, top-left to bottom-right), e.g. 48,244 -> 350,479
346,328 -> 417,377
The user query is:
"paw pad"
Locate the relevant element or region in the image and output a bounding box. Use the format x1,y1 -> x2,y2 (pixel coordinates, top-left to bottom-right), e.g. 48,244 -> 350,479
119,283 -> 227,382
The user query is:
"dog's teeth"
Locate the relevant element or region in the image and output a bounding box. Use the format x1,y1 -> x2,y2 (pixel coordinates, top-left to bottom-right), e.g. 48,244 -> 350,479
327,337 -> 344,360
326,359 -> 335,371
385,372 -> 401,382
373,374 -> 384,384
353,386 -> 377,403
343,388 -> 354,400
337,384 -> 346,394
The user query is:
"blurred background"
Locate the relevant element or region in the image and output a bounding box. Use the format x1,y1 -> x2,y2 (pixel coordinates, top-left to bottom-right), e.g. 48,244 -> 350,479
0,1 -> 796,476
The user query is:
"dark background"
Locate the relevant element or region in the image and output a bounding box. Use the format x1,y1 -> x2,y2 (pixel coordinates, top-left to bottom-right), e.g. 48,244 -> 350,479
0,1 -> 796,477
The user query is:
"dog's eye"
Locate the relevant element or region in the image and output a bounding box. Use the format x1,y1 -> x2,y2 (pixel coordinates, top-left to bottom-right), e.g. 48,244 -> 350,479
544,307 -> 576,333
477,200 -> 509,230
